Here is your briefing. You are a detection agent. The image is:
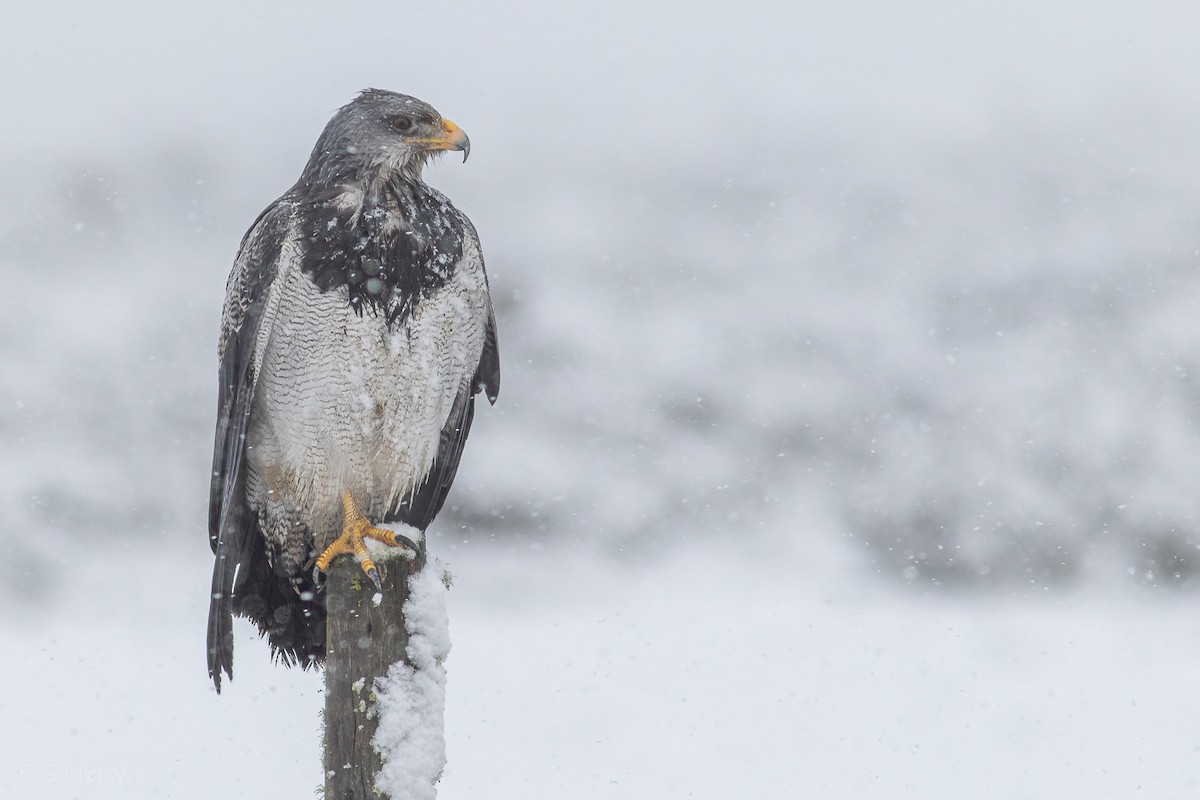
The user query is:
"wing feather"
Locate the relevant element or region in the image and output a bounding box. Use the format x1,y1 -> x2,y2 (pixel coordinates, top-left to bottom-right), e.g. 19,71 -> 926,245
476,302 -> 501,405
207,200 -> 291,691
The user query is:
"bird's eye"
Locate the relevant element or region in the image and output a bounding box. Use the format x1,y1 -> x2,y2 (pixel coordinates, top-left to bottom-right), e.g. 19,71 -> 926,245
389,115 -> 413,133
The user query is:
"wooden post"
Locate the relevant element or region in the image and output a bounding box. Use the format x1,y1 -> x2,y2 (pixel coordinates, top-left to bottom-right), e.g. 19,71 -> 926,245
323,541 -> 427,799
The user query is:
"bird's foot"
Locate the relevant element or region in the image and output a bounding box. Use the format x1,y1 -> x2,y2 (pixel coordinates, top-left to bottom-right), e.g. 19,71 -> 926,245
312,491 -> 422,591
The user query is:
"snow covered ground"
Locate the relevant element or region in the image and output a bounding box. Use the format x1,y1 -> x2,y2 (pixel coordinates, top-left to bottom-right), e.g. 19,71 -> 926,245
4,1 -> 1200,797
4,540 -> 1199,798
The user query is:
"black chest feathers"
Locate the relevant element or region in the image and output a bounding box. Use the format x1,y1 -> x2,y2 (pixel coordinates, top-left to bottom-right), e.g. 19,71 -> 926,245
296,179 -> 466,326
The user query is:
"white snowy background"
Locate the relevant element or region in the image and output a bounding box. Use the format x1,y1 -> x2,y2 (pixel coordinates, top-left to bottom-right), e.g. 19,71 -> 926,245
3,1 -> 1200,797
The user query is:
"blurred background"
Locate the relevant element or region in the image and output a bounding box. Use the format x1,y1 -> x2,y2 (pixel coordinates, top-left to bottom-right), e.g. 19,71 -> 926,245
2,1 -> 1200,797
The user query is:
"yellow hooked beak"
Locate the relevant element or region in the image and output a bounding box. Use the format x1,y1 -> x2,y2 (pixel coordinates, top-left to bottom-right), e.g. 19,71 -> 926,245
413,118 -> 471,162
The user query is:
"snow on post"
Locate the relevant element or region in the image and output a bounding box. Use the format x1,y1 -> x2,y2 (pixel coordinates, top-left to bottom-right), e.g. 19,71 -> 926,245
372,562 -> 452,798
323,531 -> 451,799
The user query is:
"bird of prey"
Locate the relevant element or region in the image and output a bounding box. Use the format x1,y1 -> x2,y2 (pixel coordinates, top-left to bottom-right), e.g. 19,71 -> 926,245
206,89 -> 499,692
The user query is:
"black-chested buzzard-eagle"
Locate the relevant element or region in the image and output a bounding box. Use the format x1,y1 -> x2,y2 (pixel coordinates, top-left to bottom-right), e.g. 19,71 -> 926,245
206,89 -> 500,692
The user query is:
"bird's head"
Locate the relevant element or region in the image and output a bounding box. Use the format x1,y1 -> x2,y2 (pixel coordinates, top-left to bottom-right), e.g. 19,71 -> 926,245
301,89 -> 470,187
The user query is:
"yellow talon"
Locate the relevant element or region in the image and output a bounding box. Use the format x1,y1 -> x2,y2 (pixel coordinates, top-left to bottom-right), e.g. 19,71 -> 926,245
313,491 -> 419,589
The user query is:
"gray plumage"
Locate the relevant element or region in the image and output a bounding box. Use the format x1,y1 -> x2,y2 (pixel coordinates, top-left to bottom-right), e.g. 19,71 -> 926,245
207,90 -> 499,691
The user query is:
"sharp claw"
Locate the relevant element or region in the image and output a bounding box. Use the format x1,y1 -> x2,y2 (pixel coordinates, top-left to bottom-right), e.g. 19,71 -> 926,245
315,493 -> 420,593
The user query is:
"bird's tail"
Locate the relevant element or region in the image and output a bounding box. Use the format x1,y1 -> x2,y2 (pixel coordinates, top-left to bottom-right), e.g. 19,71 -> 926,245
208,517 -> 326,692
234,539 -> 327,672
